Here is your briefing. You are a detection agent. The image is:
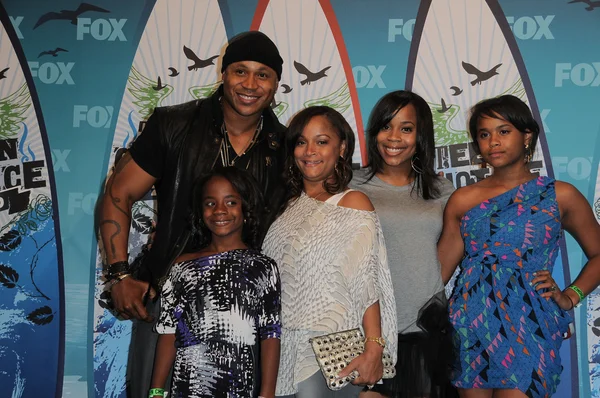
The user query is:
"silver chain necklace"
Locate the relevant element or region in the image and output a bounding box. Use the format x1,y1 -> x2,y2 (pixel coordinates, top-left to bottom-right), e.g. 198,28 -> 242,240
219,116 -> 263,167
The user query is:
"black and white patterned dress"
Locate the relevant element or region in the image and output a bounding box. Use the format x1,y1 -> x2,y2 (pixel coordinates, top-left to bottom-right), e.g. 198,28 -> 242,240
156,249 -> 281,398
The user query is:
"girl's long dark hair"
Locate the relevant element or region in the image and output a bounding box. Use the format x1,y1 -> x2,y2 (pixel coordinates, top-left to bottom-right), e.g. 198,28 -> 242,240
190,167 -> 265,250
365,90 -> 441,200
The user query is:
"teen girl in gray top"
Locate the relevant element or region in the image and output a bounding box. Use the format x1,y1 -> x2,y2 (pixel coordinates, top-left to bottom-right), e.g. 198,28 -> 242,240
351,90 -> 456,398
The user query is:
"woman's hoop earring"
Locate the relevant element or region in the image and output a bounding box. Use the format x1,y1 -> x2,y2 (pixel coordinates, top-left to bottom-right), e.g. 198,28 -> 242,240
470,154 -> 483,166
288,164 -> 299,179
333,162 -> 341,183
331,157 -> 345,189
411,155 -> 423,175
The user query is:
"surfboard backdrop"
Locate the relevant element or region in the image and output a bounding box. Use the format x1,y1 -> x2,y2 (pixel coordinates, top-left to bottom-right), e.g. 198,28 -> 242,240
0,0 -> 596,397
92,0 -> 228,396
0,4 -> 64,398
406,1 -> 576,397
251,0 -> 366,166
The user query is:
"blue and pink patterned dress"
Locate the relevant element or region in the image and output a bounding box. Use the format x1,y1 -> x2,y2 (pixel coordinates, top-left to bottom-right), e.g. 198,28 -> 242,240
449,176 -> 571,397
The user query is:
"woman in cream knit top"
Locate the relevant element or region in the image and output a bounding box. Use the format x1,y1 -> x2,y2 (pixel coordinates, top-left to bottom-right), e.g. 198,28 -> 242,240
262,106 -> 397,397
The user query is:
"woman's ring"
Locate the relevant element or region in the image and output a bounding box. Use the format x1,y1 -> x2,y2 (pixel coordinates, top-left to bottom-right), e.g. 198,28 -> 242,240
550,285 -> 557,292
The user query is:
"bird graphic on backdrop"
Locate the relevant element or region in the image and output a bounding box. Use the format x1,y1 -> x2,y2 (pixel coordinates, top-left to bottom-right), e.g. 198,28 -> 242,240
34,3 -> 110,29
0,67 -> 9,80
280,84 -> 293,93
183,46 -> 219,71
450,86 -> 463,96
38,48 -> 69,58
437,98 -> 452,113
461,61 -> 502,86
271,99 -> 282,109
568,0 -> 600,11
168,67 -> 179,77
294,61 -> 331,85
153,77 -> 166,91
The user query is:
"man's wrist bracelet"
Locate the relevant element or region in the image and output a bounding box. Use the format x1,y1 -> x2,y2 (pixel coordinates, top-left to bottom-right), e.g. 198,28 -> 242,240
148,387 -> 164,397
107,273 -> 132,291
115,273 -> 131,281
107,270 -> 129,279
107,261 -> 130,279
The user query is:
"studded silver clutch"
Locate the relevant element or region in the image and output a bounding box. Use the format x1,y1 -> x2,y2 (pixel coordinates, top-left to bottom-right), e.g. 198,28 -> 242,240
309,328 -> 396,391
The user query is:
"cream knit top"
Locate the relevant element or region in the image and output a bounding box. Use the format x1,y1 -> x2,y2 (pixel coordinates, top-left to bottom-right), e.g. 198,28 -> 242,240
262,191 -> 398,395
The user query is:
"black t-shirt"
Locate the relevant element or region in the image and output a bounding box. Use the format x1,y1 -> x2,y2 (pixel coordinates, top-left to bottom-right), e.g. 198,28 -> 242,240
128,97 -> 285,277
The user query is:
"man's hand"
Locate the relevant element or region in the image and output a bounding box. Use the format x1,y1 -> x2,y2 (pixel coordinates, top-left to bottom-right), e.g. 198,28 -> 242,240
110,277 -> 156,321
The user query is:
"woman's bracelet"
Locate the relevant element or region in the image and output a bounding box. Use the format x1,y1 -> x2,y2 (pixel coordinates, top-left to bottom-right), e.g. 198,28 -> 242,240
148,388 -> 164,397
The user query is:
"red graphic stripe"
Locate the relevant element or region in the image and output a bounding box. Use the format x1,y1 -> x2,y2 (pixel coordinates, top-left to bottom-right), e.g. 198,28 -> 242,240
319,0 -> 367,166
250,0 -> 270,30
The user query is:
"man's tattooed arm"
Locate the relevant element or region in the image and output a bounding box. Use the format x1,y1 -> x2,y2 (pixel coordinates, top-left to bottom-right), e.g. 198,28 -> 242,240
99,152 -> 156,264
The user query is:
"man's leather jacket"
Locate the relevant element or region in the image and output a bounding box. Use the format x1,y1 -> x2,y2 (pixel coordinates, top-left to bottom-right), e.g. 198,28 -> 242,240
129,86 -> 286,290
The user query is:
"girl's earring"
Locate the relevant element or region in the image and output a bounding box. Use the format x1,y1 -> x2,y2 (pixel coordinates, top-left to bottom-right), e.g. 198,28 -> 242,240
470,154 -> 483,166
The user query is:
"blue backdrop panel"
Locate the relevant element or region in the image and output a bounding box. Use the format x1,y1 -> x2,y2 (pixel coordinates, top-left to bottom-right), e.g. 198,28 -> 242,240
0,1 -> 598,397
0,2 -> 64,397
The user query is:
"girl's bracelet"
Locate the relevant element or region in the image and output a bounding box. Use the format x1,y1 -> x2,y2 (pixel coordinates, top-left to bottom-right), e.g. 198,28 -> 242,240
565,294 -> 575,311
148,388 -> 164,398
568,284 -> 585,302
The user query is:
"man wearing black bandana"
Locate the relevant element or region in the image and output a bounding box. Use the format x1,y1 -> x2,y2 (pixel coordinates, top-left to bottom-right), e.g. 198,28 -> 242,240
98,31 -> 285,398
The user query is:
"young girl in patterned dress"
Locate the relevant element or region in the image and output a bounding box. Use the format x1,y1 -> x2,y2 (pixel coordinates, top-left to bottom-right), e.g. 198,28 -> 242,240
438,95 -> 600,398
149,167 -> 281,398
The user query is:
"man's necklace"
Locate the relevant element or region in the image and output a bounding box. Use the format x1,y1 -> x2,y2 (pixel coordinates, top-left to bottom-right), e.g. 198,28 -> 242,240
220,116 -> 263,167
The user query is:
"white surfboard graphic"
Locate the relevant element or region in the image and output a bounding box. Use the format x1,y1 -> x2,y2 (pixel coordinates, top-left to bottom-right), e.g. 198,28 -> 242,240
252,0 -> 366,165
408,1 -> 548,185
92,1 -> 227,396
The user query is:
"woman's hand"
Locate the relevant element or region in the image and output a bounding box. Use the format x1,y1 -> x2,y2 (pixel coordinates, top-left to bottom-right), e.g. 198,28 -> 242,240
337,344 -> 384,386
531,270 -> 574,310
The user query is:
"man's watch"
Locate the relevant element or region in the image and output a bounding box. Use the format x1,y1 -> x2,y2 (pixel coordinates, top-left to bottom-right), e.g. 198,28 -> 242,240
365,336 -> 386,348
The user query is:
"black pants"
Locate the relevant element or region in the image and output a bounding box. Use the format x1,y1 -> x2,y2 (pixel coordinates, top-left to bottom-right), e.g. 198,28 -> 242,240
126,298 -> 172,398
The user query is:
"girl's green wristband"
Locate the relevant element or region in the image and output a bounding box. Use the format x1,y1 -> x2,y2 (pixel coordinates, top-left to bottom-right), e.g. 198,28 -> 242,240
568,285 -> 585,302
148,388 -> 164,397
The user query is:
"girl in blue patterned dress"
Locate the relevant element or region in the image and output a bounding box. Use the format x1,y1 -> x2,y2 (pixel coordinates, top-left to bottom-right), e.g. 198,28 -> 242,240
437,95 -> 600,398
149,167 -> 281,398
